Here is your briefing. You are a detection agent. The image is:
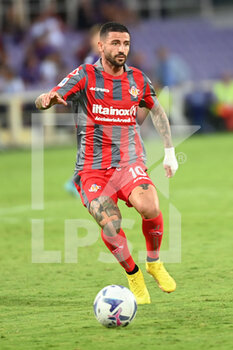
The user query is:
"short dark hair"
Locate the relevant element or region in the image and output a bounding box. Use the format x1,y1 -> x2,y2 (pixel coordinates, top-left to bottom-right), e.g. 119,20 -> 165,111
100,22 -> 130,38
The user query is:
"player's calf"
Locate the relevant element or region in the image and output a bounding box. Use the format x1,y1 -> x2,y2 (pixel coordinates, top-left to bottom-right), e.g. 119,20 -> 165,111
90,196 -> 136,274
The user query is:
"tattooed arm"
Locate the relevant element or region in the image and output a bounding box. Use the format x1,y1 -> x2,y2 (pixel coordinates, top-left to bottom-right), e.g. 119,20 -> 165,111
150,102 -> 173,148
150,101 -> 178,177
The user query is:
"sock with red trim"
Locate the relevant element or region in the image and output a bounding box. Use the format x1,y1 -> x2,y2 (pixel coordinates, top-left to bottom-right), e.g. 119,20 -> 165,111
142,212 -> 164,261
101,228 -> 136,273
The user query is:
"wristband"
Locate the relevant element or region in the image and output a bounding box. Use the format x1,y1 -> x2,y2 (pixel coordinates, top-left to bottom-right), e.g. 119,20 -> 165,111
164,147 -> 175,157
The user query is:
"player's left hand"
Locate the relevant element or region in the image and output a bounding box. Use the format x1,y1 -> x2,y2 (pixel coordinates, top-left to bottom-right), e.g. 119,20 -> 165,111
163,147 -> 178,178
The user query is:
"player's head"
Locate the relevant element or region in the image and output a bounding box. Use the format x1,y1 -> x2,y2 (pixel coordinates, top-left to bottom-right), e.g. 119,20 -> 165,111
98,22 -> 130,67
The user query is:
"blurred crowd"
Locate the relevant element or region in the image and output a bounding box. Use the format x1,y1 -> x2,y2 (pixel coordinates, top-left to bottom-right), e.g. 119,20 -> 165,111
185,73 -> 233,132
0,1 -> 134,93
0,1 -> 233,132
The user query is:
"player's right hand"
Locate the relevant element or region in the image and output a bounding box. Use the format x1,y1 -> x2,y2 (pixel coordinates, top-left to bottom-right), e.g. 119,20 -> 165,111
36,91 -> 68,110
43,91 -> 68,108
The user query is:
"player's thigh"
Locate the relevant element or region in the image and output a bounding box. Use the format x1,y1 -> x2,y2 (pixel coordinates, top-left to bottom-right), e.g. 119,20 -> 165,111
129,184 -> 160,219
89,195 -> 122,236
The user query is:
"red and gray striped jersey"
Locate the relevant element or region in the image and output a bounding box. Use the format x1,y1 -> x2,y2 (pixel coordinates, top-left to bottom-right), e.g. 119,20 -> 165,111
52,59 -> 158,171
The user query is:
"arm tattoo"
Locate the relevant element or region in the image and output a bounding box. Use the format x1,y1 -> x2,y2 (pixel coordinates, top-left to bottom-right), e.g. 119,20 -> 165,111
89,196 -> 122,236
150,103 -> 173,148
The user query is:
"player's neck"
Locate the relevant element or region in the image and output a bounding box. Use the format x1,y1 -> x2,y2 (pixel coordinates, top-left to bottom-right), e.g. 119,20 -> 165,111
101,57 -> 125,76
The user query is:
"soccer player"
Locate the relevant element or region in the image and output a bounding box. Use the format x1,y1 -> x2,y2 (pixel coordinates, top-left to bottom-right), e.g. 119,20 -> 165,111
35,22 -> 178,304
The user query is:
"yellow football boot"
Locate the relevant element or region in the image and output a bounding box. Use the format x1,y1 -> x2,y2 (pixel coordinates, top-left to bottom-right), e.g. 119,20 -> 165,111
126,268 -> 151,304
146,261 -> 176,293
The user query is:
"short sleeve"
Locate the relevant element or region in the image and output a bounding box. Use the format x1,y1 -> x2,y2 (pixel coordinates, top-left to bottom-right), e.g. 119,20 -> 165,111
139,74 -> 158,110
51,65 -> 87,101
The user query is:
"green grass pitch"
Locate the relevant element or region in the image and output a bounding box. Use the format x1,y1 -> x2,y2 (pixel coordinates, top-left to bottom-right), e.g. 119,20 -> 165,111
0,133 -> 233,350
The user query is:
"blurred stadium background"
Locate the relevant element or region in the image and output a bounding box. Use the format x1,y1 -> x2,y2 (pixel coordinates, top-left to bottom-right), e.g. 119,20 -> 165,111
0,0 -> 233,147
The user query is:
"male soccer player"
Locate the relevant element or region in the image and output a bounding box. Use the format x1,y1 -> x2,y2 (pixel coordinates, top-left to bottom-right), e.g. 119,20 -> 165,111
35,22 -> 178,304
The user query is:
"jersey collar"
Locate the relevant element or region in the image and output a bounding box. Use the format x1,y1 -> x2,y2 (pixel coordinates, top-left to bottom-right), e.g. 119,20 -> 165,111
94,58 -> 132,72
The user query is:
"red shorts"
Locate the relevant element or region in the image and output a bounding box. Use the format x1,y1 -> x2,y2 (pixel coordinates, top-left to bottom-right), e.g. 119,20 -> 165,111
73,161 -> 155,209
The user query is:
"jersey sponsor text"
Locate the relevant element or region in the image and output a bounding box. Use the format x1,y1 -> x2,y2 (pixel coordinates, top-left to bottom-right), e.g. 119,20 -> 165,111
92,104 -> 137,117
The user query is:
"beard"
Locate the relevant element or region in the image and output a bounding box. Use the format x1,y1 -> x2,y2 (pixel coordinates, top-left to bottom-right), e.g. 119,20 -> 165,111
105,52 -> 127,67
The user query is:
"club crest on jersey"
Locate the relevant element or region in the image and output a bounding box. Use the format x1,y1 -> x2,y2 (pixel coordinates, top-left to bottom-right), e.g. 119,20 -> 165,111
88,184 -> 101,193
129,86 -> 140,98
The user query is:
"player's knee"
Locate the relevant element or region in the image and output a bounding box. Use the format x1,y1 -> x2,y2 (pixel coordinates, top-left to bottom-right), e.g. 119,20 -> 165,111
102,217 -> 122,236
136,201 -> 160,219
89,196 -> 122,235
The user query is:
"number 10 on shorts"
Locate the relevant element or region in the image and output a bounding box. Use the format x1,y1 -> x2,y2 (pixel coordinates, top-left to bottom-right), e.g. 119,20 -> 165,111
129,166 -> 147,179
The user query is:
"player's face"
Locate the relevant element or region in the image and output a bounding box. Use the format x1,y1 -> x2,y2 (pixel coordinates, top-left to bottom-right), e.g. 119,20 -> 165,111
100,32 -> 130,67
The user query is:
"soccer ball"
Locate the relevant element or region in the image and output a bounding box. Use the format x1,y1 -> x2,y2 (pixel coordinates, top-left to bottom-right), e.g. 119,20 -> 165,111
93,285 -> 137,328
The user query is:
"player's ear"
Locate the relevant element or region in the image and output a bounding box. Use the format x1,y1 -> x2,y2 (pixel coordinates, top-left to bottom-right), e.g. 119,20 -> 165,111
98,40 -> 104,53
